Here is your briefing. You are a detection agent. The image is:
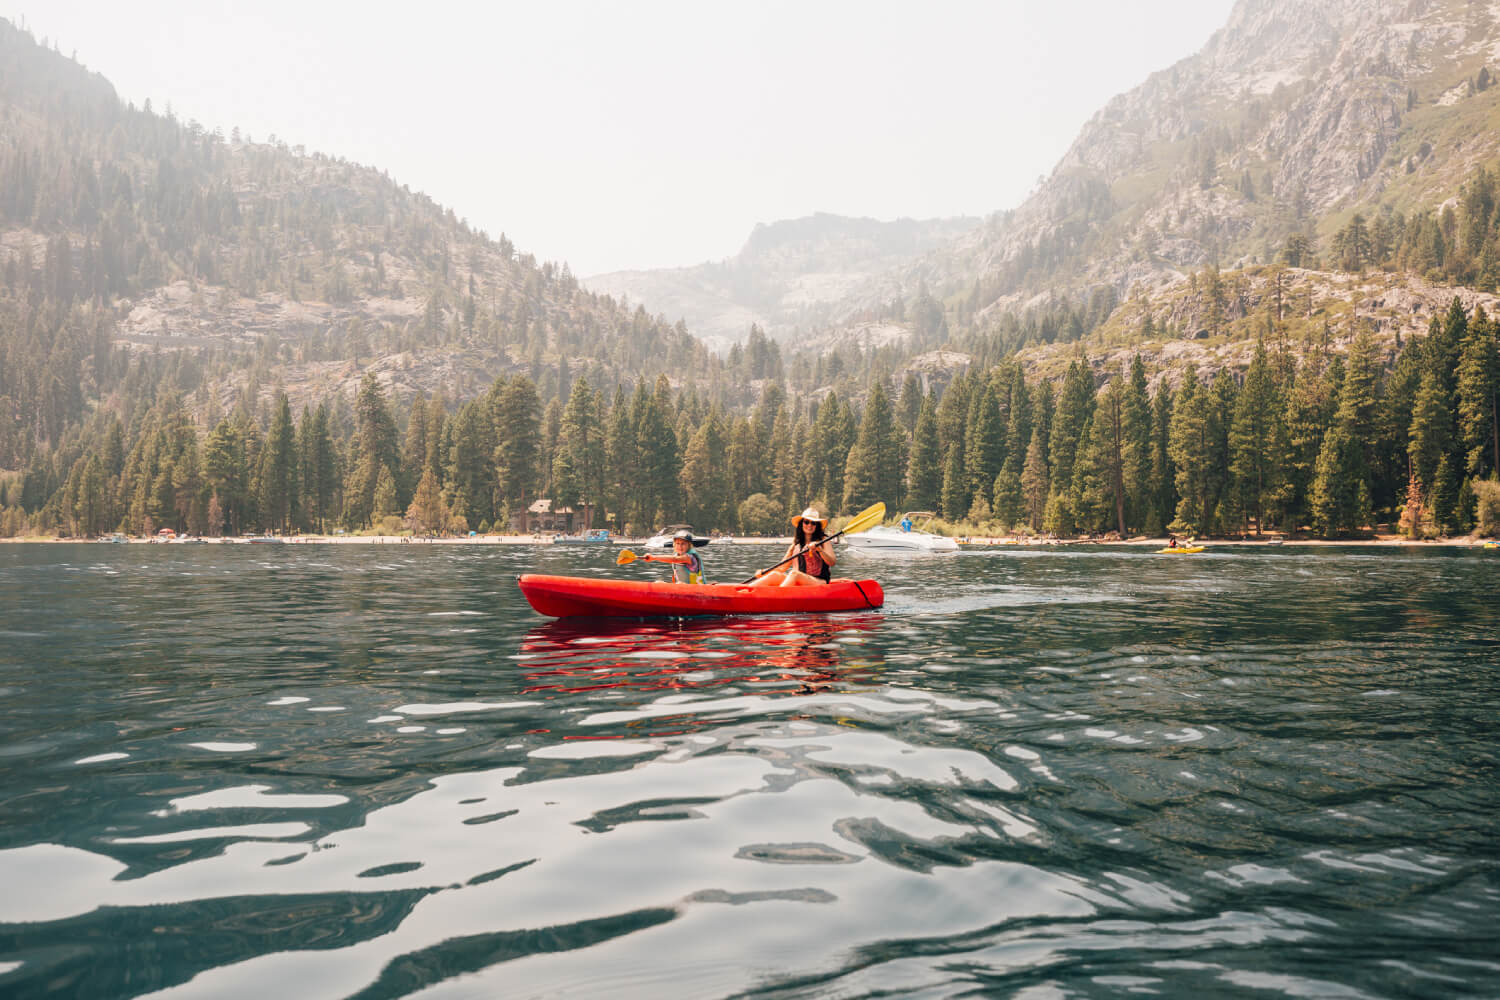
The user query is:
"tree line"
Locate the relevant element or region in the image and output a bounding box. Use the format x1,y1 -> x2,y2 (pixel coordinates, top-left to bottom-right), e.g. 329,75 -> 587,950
4,296 -> 1495,540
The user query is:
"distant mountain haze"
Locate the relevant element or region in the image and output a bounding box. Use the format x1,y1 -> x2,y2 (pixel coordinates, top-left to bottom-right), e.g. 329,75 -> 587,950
583,213 -> 979,351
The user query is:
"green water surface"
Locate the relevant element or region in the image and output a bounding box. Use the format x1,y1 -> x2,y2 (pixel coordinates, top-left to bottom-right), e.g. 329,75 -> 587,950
0,542 -> 1496,998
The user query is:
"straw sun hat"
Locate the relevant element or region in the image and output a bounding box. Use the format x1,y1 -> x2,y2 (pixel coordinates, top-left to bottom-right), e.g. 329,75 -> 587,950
791,507 -> 828,528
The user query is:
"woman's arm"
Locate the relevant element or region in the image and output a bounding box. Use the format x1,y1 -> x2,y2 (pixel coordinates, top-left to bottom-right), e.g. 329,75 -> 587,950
819,539 -> 836,566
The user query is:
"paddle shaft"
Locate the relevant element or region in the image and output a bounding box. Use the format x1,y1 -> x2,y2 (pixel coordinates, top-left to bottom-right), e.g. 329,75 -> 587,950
740,533 -> 844,584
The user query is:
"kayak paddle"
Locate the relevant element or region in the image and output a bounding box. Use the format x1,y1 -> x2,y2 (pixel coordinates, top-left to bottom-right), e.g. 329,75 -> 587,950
740,501 -> 886,583
616,548 -> 668,566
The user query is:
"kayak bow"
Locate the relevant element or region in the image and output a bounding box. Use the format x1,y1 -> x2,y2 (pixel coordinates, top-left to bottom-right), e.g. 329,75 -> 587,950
518,574 -> 884,618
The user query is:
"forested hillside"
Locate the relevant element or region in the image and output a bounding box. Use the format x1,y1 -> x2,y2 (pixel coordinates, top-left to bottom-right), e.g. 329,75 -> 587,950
1,5 -> 1497,542
0,19 -> 732,466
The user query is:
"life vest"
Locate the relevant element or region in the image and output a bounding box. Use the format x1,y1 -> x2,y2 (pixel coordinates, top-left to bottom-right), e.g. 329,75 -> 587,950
672,551 -> 704,585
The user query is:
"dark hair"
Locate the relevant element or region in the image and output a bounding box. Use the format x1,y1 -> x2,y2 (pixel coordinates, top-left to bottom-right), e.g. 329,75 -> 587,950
798,519 -> 827,542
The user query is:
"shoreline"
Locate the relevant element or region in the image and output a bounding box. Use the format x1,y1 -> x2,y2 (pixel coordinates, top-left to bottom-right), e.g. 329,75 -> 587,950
3,533 -> 1492,548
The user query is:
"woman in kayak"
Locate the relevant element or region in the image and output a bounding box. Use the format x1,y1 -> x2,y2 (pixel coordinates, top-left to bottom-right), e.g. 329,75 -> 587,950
642,529 -> 705,583
756,507 -> 835,586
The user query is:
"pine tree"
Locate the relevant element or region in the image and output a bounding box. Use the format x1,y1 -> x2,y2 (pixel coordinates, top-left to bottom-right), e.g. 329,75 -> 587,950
1122,358 -> 1152,536
1408,370 -> 1451,491
935,372 -> 972,471
1310,350 -> 1377,538
1229,341 -> 1281,534
494,375 -> 541,515
1398,471 -> 1429,539
1281,360 -> 1337,532
680,410 -> 730,530
1456,307 -> 1499,479
604,385 -> 636,528
906,395 -> 943,512
963,381 -> 1005,511
1046,359 -> 1093,533
303,403 -> 337,532
1068,411 -> 1109,533
446,399 -> 496,531
1168,368 -> 1212,534
633,375 -> 682,526
726,415 -> 759,513
372,465 -> 399,524
405,466 -> 449,534
994,368 -> 1032,527
842,381 -> 900,513
259,391 -> 296,533
1020,425 -> 1049,532
811,392 -> 856,510
1097,376 -> 1128,536
1431,453 -> 1459,533
402,391 -> 431,493
203,418 -> 245,535
555,378 -> 604,528
940,443 -> 967,521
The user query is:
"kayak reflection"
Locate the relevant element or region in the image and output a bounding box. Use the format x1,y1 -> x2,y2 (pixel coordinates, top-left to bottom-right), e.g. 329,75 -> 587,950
519,614 -> 884,699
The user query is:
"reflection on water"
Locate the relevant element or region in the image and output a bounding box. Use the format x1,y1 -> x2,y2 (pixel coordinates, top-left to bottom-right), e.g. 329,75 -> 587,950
0,543 -> 1497,998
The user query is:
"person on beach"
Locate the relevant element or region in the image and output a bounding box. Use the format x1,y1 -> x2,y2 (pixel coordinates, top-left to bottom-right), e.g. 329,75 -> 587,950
642,529 -> 705,583
756,507 -> 835,587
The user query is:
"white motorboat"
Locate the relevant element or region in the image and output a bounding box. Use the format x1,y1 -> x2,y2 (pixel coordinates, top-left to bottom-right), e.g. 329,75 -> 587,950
644,525 -> 711,548
843,512 -> 959,554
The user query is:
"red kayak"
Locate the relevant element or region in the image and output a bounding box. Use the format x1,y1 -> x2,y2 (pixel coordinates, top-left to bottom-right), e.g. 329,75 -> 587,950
518,574 -> 884,618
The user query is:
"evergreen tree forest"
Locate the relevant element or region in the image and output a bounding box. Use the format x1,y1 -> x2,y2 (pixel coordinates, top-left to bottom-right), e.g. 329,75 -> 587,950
3,295 -> 1494,540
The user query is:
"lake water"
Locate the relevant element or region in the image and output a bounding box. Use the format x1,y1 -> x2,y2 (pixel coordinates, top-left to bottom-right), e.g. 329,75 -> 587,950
1,542 -> 1497,998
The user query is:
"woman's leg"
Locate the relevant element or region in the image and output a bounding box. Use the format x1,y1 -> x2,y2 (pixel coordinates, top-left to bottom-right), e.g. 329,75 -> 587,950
779,568 -> 816,587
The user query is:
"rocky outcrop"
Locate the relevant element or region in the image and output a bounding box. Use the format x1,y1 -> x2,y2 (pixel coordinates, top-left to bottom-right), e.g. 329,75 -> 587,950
836,0 -> 1500,322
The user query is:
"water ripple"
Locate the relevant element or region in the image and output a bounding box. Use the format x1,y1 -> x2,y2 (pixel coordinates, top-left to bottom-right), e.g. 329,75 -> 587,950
0,543 -> 1496,997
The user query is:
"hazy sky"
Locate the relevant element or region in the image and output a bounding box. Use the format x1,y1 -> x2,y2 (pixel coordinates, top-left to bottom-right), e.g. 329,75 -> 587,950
5,1 -> 1235,276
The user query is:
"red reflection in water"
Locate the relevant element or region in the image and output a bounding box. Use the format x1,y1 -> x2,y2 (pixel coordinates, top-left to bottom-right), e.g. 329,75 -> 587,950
519,614 -> 884,701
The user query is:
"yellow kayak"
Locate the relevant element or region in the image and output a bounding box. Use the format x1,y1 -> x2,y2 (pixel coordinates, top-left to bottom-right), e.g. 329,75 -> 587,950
1157,545 -> 1205,554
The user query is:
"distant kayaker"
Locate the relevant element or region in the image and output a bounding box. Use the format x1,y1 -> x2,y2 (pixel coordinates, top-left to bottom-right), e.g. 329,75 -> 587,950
642,529 -> 704,584
756,507 -> 835,587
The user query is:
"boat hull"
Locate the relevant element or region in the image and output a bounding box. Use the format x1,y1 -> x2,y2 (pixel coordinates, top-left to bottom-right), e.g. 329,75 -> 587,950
844,528 -> 958,553
1156,546 -> 1205,554
518,574 -> 884,618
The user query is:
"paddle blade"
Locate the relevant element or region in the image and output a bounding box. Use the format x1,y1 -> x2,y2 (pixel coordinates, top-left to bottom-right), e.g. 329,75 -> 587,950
839,502 -> 886,537
615,549 -> 637,565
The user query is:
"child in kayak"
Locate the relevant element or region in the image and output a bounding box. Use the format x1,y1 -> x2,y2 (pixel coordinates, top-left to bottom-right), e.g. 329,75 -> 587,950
642,530 -> 705,583
755,507 -> 835,586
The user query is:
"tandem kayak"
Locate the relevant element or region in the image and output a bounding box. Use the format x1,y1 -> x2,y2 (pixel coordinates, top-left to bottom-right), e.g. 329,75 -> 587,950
517,574 -> 884,618
1156,545 -> 1205,554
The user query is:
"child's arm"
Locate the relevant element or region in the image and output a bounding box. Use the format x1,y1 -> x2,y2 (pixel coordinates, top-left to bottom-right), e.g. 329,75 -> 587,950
643,553 -> 691,565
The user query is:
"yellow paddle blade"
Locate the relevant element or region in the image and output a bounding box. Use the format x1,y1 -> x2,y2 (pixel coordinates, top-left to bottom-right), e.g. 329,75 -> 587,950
840,502 -> 886,537
615,549 -> 637,565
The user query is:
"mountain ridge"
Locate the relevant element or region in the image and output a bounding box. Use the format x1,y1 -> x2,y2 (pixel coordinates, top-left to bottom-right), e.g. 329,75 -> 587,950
583,211 -> 977,351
